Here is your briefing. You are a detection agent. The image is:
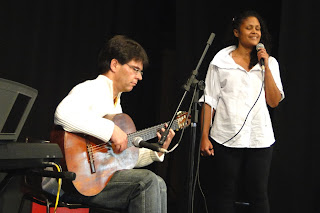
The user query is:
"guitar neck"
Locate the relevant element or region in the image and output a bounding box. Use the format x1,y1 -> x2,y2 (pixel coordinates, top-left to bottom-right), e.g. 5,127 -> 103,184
128,119 -> 180,145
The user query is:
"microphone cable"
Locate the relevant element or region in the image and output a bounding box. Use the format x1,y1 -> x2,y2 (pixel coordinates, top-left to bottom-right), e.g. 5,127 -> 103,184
221,70 -> 265,145
165,93 -> 194,154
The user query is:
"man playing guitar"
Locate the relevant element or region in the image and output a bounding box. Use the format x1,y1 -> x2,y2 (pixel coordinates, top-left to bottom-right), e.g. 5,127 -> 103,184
53,35 -> 176,213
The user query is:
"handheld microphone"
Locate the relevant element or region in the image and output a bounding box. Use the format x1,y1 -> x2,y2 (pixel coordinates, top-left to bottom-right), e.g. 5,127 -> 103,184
256,43 -> 265,71
132,137 -> 168,154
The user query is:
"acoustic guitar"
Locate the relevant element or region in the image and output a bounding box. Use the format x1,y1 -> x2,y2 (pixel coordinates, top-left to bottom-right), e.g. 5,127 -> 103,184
50,111 -> 190,196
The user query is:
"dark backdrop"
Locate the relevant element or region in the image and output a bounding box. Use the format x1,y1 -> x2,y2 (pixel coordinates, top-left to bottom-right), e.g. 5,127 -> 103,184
1,0 -> 319,213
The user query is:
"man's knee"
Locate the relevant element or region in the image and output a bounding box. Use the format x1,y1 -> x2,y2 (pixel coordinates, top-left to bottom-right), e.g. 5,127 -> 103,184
140,170 -> 166,190
155,174 -> 166,192
150,171 -> 166,189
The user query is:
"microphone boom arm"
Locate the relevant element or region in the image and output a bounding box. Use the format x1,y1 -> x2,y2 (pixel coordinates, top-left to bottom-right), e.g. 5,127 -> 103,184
158,33 -> 215,145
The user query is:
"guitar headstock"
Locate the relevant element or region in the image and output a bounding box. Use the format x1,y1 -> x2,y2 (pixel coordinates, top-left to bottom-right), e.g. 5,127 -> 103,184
175,111 -> 191,131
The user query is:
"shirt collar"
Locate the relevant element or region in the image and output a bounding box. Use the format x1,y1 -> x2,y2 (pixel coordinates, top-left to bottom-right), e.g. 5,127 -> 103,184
97,75 -> 122,105
211,45 -> 262,72
211,46 -> 237,69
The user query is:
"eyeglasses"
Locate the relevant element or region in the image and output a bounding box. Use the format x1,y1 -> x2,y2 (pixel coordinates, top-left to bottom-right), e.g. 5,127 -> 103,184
126,64 -> 143,76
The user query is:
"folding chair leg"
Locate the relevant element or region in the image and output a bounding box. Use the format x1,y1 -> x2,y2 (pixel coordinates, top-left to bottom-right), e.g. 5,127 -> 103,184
18,194 -> 26,213
45,198 -> 50,213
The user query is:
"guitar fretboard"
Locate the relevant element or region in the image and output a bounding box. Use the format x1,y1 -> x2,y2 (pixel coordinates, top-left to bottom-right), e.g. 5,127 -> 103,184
127,119 -> 180,146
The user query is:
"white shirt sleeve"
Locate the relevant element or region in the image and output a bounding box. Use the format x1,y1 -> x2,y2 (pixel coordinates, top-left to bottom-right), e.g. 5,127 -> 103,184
54,81 -> 116,143
55,76 -> 166,167
134,148 -> 164,168
199,64 -> 221,109
268,57 -> 285,101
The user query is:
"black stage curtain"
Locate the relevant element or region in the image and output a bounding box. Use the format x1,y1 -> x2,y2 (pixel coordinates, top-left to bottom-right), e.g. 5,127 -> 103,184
271,0 -> 320,212
1,0 -> 319,213
176,0 -> 320,213
0,0 -> 176,140
0,1 -> 176,212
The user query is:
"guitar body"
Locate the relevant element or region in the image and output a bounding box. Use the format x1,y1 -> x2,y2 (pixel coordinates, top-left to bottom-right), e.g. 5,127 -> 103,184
50,111 -> 189,196
50,113 -> 139,196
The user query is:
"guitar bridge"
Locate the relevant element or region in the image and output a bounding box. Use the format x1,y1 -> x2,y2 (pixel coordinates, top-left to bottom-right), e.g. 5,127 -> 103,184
86,142 -> 96,174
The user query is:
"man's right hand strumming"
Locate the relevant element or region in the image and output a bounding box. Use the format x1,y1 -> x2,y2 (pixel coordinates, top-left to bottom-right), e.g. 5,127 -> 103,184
110,125 -> 128,154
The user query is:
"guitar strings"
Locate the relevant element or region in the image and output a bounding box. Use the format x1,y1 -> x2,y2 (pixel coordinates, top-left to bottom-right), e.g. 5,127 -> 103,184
87,119 -> 183,155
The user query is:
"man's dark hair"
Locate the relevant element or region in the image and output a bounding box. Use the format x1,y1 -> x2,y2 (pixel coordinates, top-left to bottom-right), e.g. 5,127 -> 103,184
97,35 -> 149,74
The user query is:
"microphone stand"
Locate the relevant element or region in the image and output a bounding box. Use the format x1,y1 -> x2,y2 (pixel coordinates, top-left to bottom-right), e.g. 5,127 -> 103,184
158,33 -> 215,213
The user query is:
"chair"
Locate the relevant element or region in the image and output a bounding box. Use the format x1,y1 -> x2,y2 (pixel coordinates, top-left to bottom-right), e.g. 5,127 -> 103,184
18,140 -> 123,213
18,164 -> 123,213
